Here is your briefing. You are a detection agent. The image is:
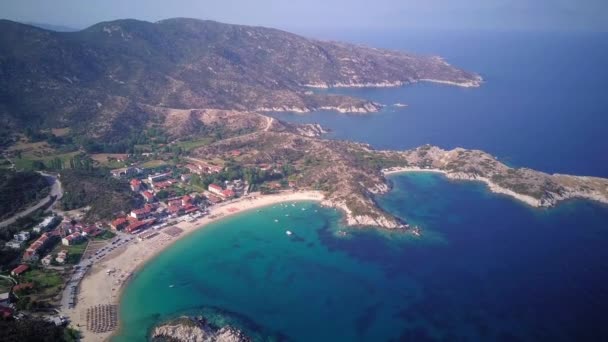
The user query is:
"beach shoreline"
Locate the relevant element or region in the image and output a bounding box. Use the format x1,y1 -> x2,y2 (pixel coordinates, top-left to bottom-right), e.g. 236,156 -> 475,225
64,190 -> 325,342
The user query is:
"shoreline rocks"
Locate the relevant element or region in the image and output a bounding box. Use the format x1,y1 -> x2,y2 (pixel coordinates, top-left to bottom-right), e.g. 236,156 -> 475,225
152,316 -> 251,342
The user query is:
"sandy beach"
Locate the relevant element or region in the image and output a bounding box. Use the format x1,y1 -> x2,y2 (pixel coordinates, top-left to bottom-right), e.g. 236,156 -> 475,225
64,190 -> 324,342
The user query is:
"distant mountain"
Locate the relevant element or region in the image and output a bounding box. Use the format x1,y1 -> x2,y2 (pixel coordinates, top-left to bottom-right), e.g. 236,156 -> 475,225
24,22 -> 80,32
0,18 -> 480,138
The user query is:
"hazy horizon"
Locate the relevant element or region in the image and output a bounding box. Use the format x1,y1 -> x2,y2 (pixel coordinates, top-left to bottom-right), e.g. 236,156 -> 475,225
1,0 -> 607,33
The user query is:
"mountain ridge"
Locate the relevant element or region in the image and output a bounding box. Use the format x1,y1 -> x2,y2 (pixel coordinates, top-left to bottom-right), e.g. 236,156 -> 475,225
0,18 -> 480,138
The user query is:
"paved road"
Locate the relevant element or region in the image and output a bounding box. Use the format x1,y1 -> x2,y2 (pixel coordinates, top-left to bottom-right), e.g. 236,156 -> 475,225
0,172 -> 63,228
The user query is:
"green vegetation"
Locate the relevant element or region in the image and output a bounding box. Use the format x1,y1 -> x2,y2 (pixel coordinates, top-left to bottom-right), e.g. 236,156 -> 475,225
12,151 -> 88,171
0,210 -> 47,243
139,159 -> 168,169
173,137 -> 214,152
0,277 -> 13,293
60,169 -> 141,221
64,243 -> 87,264
0,319 -> 76,342
0,170 -> 50,220
94,230 -> 116,240
16,268 -> 63,309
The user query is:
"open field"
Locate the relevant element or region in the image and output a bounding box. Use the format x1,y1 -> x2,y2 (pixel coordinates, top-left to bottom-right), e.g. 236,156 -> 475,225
51,241 -> 89,265
22,268 -> 63,300
50,128 -> 71,137
90,154 -> 128,168
173,138 -> 213,152
138,159 -> 168,169
12,151 -> 81,170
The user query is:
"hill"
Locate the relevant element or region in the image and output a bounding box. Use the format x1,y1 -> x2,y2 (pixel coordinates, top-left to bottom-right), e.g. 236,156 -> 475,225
0,18 -> 480,139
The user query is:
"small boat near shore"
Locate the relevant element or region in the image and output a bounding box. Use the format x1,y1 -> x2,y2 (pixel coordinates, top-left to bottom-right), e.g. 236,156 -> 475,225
286,230 -> 293,236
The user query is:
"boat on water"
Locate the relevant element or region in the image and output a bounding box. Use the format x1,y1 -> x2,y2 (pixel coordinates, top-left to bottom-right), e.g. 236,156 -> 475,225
412,226 -> 422,237
274,219 -> 279,223
286,230 -> 293,236
169,284 -> 174,288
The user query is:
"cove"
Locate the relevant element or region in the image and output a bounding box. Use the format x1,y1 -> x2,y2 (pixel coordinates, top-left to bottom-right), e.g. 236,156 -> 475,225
114,173 -> 608,341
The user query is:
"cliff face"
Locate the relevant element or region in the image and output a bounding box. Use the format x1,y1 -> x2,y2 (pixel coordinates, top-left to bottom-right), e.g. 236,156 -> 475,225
0,18 -> 479,138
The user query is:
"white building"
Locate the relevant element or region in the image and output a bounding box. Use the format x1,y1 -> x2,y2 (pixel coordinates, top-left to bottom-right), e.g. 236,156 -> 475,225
6,240 -> 24,249
33,216 -> 59,233
13,231 -> 30,242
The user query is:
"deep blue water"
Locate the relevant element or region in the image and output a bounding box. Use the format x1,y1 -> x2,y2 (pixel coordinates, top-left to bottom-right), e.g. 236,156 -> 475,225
116,31 -> 608,341
271,31 -> 608,177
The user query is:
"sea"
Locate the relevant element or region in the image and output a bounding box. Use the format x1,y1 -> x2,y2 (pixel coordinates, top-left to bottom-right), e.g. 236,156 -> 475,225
114,31 -> 608,341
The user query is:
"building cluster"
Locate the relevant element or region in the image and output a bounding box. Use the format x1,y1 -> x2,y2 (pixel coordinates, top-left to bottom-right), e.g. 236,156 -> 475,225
59,220 -> 102,245
184,161 -> 223,175
41,249 -> 69,266
22,233 -> 51,262
5,216 -> 59,250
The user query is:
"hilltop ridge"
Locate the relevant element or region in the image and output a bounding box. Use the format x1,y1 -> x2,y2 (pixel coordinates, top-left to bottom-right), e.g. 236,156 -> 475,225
0,18 -> 480,139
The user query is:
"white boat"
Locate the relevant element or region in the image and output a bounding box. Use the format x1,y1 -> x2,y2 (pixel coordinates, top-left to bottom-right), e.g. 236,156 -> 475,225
274,219 -> 279,222
286,230 -> 293,236
169,284 -> 175,288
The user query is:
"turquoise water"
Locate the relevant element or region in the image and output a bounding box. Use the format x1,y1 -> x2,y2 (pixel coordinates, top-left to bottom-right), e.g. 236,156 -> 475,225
115,31 -> 608,341
115,174 -> 608,341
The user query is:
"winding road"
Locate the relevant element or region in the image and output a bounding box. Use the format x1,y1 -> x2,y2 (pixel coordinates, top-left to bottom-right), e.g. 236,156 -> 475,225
0,172 -> 63,228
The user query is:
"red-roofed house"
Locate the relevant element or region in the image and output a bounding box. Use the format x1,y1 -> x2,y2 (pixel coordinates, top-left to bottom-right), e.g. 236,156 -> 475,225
208,165 -> 223,173
142,191 -> 155,203
168,205 -> 182,216
208,184 -> 224,196
11,264 -> 29,276
12,282 -> 34,293
182,195 -> 192,206
22,233 -> 51,261
130,207 -> 151,220
184,204 -> 198,214
62,232 -> 83,246
231,150 -> 241,157
111,217 -> 129,231
130,179 -> 142,192
221,189 -> 235,199
125,218 -> 155,234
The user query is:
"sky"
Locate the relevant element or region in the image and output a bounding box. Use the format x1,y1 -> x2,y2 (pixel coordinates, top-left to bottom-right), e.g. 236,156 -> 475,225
0,0 -> 607,32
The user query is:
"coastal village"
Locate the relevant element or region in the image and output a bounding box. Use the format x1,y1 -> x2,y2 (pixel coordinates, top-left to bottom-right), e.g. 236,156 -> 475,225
0,150 -> 308,340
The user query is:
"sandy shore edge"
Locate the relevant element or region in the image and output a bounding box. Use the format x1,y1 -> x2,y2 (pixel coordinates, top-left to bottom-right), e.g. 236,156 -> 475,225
65,190 -> 325,342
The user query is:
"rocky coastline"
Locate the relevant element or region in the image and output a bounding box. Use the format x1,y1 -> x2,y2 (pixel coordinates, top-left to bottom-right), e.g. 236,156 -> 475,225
152,316 -> 251,342
256,101 -> 383,114
382,162 -> 608,209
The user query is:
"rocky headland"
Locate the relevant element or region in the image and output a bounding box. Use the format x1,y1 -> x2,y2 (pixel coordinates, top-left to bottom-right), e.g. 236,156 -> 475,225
152,316 -> 250,342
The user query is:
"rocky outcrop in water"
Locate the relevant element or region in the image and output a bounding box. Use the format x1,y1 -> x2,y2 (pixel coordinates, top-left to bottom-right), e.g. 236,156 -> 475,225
152,316 -> 251,342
